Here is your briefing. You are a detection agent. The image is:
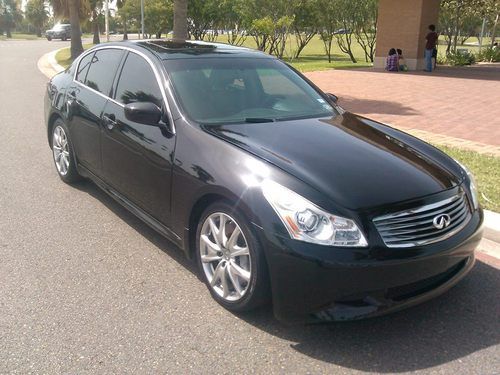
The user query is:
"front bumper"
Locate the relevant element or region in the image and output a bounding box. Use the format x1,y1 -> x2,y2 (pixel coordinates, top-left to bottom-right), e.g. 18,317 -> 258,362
257,209 -> 483,324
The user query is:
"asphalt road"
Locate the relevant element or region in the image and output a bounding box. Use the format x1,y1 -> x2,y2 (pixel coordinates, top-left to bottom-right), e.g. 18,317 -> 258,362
0,39 -> 499,374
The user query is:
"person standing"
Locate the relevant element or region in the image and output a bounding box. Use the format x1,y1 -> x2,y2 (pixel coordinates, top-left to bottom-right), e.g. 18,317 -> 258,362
424,24 -> 438,72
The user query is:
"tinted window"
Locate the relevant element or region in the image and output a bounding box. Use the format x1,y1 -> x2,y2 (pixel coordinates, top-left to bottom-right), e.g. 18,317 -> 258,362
115,52 -> 163,108
85,49 -> 123,95
76,52 -> 94,84
164,58 -> 335,125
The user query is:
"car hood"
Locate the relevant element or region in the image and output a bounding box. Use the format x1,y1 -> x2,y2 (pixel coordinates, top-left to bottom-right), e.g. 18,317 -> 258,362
202,113 -> 461,210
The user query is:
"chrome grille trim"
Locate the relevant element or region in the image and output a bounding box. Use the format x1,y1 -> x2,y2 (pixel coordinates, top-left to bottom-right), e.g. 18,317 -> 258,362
373,192 -> 471,248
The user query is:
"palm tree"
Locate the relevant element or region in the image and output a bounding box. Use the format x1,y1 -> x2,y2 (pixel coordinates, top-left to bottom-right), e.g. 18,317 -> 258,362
116,0 -> 127,40
25,0 -> 48,37
89,0 -> 102,44
51,0 -> 90,59
173,0 -> 187,40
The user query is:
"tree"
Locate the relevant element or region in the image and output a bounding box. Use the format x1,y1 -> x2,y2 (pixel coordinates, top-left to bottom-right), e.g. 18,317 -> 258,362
291,0 -> 320,59
121,0 -> 172,38
439,0 -> 491,53
51,0 -> 90,59
173,0 -> 187,40
317,0 -> 337,63
116,0 -> 128,39
89,0 -> 102,44
353,0 -> 378,62
25,0 -> 48,37
187,0 -> 220,40
0,0 -> 22,38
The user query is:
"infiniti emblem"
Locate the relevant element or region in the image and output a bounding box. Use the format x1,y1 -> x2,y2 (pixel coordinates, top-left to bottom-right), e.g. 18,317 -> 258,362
433,214 -> 451,230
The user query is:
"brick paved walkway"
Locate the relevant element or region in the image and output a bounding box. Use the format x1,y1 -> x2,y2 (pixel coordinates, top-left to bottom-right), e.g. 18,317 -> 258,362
305,63 -> 500,156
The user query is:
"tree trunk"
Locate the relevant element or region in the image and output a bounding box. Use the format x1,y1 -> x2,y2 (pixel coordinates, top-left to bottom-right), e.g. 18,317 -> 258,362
69,0 -> 84,60
93,10 -> 100,44
123,15 -> 128,40
36,28 -> 42,37
491,13 -> 498,46
6,27 -> 12,38
173,0 -> 188,41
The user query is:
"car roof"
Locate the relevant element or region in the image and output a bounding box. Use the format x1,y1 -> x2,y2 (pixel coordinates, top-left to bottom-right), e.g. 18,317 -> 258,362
102,39 -> 274,60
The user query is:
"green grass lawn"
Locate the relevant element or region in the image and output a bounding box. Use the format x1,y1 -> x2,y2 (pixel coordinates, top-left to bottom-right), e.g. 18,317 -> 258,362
437,145 -> 500,212
55,43 -> 94,68
55,34 -> 375,72
0,32 -> 43,41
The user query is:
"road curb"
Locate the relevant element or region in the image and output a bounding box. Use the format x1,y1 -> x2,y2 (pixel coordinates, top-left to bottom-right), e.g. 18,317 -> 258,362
37,48 -> 65,79
483,210 -> 500,243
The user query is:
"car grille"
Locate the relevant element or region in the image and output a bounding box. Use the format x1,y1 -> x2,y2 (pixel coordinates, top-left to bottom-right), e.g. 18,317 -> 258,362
373,192 -> 471,248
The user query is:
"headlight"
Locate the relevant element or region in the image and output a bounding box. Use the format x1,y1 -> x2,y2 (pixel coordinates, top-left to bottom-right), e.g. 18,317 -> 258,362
455,160 -> 479,210
261,180 -> 368,247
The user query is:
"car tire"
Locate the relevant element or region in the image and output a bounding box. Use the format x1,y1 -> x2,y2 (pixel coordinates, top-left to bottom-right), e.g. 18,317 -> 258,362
47,36 -> 52,41
62,36 -> 67,41
51,119 -> 81,183
196,201 -> 269,312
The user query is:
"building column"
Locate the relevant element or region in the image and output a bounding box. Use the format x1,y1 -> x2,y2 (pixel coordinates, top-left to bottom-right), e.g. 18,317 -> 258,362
374,0 -> 440,70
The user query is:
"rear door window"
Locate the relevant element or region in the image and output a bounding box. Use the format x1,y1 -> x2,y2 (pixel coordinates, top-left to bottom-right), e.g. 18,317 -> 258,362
84,49 -> 124,96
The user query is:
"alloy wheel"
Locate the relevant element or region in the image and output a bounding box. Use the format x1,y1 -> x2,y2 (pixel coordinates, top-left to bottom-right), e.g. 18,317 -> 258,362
52,125 -> 70,176
199,212 -> 252,301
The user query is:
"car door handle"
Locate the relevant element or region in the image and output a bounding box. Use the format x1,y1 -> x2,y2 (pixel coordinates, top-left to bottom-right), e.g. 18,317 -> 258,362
102,114 -> 117,130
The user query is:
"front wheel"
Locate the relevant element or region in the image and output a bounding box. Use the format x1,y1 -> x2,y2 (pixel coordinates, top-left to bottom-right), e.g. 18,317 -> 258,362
51,119 -> 81,183
47,36 -> 52,41
196,202 -> 269,312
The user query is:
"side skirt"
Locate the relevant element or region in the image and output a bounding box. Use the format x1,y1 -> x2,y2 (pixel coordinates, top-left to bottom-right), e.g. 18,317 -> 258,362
77,163 -> 184,250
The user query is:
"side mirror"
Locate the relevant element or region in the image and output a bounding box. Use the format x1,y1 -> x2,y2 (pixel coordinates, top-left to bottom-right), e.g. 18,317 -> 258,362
124,102 -> 162,126
326,93 -> 338,104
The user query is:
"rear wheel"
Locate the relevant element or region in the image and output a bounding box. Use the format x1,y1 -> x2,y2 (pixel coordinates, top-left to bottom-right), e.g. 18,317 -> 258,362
51,119 -> 81,183
196,202 -> 269,312
62,35 -> 67,41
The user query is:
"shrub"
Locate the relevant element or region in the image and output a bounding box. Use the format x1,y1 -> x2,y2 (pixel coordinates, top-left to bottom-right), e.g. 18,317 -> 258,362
476,46 -> 500,63
445,49 -> 476,66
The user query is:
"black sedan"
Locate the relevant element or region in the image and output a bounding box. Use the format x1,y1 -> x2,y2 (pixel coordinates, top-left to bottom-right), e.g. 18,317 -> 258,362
44,40 -> 483,323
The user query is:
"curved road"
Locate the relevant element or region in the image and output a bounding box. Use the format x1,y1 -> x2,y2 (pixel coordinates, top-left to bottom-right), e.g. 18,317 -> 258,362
0,39 -> 499,373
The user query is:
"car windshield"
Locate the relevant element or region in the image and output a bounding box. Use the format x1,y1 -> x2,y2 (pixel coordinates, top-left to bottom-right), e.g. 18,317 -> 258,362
164,57 -> 336,125
53,24 -> 68,30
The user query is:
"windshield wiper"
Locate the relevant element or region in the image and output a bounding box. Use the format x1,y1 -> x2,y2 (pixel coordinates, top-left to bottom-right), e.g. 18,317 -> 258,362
244,117 -> 275,123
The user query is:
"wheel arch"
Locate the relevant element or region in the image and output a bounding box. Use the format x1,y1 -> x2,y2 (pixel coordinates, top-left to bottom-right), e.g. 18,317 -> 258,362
47,112 -> 63,147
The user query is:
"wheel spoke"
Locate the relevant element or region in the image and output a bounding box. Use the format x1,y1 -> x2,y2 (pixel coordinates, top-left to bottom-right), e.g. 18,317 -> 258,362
208,218 -> 221,247
231,246 -> 249,258
210,262 -> 224,286
227,265 -> 242,297
219,213 -> 227,247
221,264 -> 229,298
231,262 -> 250,282
201,234 -> 220,254
201,254 -> 222,263
227,226 -> 241,252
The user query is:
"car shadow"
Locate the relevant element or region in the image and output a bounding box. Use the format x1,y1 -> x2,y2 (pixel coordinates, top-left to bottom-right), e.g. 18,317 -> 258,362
339,96 -> 420,116
239,259 -> 500,373
73,179 -> 499,373
71,179 -> 199,276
